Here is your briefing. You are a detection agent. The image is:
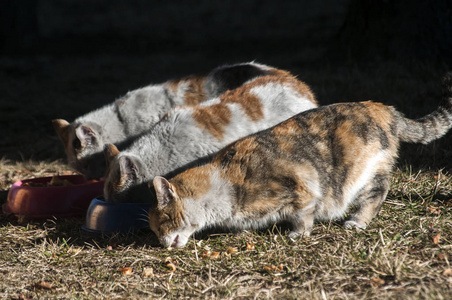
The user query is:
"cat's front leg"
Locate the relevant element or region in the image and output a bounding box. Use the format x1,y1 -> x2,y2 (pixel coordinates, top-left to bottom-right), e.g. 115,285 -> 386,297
343,220 -> 367,231
287,204 -> 315,238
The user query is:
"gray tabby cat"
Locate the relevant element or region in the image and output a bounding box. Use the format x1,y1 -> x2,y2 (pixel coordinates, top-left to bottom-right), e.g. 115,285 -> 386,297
149,74 -> 452,248
104,65 -> 318,203
53,62 -> 273,179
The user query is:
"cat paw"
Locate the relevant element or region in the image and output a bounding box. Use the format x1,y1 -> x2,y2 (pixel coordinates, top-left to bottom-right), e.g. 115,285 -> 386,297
288,230 -> 310,239
344,220 -> 367,231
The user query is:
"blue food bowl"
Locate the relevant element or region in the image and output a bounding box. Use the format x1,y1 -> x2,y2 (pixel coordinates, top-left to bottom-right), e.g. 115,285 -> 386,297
82,197 -> 151,234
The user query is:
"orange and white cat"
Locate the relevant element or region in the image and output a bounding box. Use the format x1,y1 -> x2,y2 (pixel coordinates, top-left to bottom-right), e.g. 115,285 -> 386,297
53,62 -> 275,179
149,74 -> 452,248
104,65 -> 318,203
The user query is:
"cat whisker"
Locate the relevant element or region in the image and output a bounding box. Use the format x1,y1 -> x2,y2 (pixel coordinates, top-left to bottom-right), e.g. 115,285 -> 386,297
137,215 -> 150,222
137,218 -> 151,224
136,209 -> 150,224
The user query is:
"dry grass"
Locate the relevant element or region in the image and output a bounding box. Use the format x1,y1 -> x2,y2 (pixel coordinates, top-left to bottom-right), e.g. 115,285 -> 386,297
1,54 -> 452,298
1,164 -> 452,299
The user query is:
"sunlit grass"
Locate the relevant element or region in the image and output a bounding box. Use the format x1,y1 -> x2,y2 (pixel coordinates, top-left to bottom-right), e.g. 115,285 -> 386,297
0,165 -> 451,299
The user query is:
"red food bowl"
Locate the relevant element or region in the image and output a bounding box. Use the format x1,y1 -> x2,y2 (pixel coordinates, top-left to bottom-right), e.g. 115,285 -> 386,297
2,175 -> 104,220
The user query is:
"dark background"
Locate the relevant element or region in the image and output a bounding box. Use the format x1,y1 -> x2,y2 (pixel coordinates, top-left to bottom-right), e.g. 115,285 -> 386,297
1,0 -> 451,166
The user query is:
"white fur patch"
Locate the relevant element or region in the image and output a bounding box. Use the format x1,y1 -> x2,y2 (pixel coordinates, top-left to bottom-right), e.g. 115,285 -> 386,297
343,151 -> 387,204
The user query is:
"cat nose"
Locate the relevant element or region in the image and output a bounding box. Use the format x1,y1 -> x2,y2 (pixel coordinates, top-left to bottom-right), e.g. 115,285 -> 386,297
171,235 -> 180,248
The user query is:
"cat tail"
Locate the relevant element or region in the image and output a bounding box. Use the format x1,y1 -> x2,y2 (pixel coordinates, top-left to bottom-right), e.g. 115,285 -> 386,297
397,72 -> 452,144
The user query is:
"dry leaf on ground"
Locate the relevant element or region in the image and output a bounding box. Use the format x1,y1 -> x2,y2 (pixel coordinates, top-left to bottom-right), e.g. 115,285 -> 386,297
34,281 -> 54,290
164,257 -> 177,272
202,251 -> 221,259
119,267 -> 132,275
437,253 -> 450,260
264,264 -> 284,272
433,233 -> 441,245
245,242 -> 255,251
227,247 -> 238,254
143,267 -> 154,277
165,263 -> 176,272
370,277 -> 385,287
428,205 -> 441,215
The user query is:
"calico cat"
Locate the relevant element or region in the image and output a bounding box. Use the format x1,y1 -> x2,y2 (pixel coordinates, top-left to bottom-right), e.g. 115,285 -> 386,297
53,62 -> 275,179
149,74 -> 452,248
104,67 -> 317,203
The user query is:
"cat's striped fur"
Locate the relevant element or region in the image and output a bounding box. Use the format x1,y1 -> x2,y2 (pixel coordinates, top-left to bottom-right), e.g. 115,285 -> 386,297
53,62 -> 275,179
149,73 -> 452,248
104,65 -> 317,203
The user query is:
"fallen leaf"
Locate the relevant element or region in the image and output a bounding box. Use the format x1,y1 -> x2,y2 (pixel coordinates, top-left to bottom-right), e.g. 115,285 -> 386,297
264,266 -> 274,271
210,251 -> 221,259
442,268 -> 452,276
433,233 -> 441,245
245,242 -> 255,251
34,281 -> 54,290
67,247 -> 83,255
370,277 -> 385,287
163,257 -> 177,272
428,205 -> 441,215
437,253 -> 451,260
165,262 -> 176,273
143,267 -> 154,277
264,264 -> 284,272
119,267 -> 132,275
164,257 -> 176,264
227,247 -> 238,254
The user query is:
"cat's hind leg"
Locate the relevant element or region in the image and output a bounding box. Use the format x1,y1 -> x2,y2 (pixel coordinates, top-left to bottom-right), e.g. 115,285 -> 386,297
344,173 -> 390,231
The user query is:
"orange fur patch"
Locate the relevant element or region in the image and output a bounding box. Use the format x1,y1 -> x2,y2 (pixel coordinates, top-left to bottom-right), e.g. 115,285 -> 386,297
218,89 -> 264,122
192,104 -> 232,140
213,137 -> 259,186
167,75 -> 207,106
271,118 -> 303,153
149,195 -> 186,236
170,165 -> 215,199
191,72 -> 315,140
362,101 -> 394,132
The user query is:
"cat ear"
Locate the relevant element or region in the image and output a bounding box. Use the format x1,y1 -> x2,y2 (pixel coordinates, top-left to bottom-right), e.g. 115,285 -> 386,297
104,144 -> 120,166
75,124 -> 97,147
153,176 -> 177,208
52,119 -> 72,145
118,155 -> 140,180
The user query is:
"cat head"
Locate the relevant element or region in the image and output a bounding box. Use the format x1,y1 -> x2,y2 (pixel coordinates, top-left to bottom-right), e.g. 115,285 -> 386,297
52,119 -> 105,179
103,144 -> 152,203
149,176 -> 197,248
